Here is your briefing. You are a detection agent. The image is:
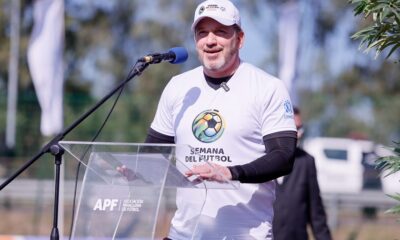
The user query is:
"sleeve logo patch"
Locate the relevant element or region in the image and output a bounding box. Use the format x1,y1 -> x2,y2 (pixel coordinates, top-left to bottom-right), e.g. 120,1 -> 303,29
283,100 -> 294,119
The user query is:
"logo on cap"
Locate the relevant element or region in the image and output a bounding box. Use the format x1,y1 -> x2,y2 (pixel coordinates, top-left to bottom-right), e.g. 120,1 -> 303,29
199,6 -> 205,15
192,0 -> 241,31
201,4 -> 225,14
206,4 -> 219,11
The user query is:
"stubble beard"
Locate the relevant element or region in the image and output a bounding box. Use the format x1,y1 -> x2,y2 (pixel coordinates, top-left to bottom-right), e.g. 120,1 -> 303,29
202,57 -> 225,71
199,49 -> 237,73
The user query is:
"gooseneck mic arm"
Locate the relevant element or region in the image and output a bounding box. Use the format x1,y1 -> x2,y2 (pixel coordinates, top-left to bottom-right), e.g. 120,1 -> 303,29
0,60 -> 151,190
0,47 -> 188,240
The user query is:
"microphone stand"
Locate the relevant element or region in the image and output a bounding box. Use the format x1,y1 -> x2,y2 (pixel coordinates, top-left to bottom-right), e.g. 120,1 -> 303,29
0,61 -> 150,240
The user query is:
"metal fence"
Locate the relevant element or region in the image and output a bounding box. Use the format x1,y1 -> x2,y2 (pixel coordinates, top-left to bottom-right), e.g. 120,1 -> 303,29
1,178 -> 399,237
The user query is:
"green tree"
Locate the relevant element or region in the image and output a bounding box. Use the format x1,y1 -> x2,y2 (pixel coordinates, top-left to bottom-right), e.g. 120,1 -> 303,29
0,1 -> 193,178
376,143 -> 400,216
350,0 -> 400,61
351,0 -> 400,217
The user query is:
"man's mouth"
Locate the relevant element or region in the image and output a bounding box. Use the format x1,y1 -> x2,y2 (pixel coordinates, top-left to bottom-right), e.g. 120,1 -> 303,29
204,48 -> 222,54
204,49 -> 222,59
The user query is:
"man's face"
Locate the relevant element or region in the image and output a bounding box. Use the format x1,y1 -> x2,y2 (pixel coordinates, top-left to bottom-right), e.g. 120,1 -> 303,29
194,18 -> 244,78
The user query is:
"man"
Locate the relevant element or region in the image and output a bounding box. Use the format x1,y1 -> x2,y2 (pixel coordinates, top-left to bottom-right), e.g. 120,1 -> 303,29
146,0 -> 297,239
273,107 -> 332,240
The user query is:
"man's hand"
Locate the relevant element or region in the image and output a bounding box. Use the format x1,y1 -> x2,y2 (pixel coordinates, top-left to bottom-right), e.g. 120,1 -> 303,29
185,163 -> 232,182
116,165 -> 136,181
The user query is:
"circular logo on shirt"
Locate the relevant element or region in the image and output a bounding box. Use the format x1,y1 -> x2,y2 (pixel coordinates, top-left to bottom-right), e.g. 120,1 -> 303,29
283,100 -> 293,114
192,109 -> 225,143
283,100 -> 294,119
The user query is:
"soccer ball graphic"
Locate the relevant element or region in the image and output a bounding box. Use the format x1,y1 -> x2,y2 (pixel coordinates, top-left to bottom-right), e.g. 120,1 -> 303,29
192,110 -> 225,143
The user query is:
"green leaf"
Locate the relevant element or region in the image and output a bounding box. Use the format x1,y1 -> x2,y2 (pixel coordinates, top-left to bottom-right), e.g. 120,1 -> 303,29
385,205 -> 400,215
351,0 -> 368,15
350,0 -> 400,61
386,42 -> 400,58
387,194 -> 400,202
376,155 -> 400,176
384,194 -> 400,216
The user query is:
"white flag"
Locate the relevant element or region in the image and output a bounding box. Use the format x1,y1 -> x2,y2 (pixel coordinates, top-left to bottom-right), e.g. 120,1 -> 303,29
27,0 -> 64,136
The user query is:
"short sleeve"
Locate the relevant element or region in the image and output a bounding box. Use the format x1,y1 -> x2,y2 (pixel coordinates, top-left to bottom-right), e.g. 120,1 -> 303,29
260,80 -> 296,136
150,78 -> 176,136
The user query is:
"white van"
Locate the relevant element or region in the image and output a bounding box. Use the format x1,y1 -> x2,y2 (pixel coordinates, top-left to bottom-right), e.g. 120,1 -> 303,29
303,137 -> 399,195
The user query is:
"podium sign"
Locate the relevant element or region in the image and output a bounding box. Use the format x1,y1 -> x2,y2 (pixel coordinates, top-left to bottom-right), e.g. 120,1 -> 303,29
60,141 -> 238,240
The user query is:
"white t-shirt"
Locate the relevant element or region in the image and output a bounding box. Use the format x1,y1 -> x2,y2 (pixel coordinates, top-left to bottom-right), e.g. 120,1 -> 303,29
151,62 -> 296,240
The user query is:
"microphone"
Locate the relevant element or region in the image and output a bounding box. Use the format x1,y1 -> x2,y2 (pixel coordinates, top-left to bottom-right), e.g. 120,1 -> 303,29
220,82 -> 230,92
139,47 -> 188,64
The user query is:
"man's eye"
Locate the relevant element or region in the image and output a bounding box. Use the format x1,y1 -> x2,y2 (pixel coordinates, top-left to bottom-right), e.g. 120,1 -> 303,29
196,31 -> 207,36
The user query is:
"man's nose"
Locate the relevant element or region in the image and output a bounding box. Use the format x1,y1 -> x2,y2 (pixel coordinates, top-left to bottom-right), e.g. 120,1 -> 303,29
206,32 -> 217,44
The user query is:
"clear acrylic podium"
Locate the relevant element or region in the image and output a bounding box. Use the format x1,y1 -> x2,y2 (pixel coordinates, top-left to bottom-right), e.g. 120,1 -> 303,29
59,141 -> 239,240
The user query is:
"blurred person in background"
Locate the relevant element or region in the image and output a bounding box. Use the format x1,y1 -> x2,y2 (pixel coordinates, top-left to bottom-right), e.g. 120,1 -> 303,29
273,107 -> 332,240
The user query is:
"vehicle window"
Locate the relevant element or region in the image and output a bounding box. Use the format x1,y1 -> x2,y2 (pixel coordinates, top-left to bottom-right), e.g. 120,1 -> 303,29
324,149 -> 347,161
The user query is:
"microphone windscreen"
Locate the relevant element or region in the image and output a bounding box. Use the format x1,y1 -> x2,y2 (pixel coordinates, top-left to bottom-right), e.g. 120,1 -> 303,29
169,47 -> 188,64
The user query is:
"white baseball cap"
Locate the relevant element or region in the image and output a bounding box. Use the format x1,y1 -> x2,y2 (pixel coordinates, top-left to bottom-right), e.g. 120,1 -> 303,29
191,0 -> 241,31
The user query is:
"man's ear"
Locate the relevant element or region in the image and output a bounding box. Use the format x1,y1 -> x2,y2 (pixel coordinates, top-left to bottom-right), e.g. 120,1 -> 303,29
238,31 -> 245,49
